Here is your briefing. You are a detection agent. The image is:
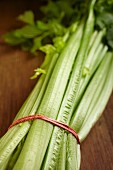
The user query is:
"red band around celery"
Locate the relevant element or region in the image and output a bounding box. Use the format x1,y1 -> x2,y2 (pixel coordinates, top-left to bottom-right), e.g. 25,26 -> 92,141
8,114 -> 80,144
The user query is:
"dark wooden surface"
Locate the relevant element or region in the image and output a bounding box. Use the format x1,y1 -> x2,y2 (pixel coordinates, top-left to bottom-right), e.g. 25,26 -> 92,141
0,1 -> 113,169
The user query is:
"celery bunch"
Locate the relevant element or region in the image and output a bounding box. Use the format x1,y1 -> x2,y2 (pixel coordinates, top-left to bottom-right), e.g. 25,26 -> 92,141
0,0 -> 113,169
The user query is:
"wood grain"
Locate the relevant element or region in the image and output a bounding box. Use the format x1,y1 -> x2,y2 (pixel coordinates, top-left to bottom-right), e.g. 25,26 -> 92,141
0,1 -> 113,169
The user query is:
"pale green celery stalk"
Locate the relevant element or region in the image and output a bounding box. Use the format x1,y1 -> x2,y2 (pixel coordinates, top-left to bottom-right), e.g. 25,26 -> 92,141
71,52 -> 112,132
67,137 -> 81,170
84,29 -> 105,71
92,45 -> 108,72
79,43 -> 103,84
87,30 -> 98,52
55,134 -> 80,170
67,52 -> 112,170
79,54 -> 113,142
0,52 -> 59,169
83,30 -> 105,76
75,33 -> 106,101
0,48 -> 54,148
82,30 -> 98,62
57,133 -> 67,170
0,75 -> 44,147
1,158 -> 10,170
74,43 -> 108,110
12,22 -> 84,170
42,1 -> 95,169
6,52 -> 59,170
7,138 -> 25,170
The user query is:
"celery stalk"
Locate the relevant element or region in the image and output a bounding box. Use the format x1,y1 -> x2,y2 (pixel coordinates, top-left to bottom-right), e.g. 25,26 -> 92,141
79,54 -> 113,142
12,22 -> 84,170
57,133 -> 67,170
42,1 -> 95,168
71,53 -> 112,132
0,52 -> 58,169
43,44 -> 87,167
67,52 -> 113,170
74,42 -> 108,111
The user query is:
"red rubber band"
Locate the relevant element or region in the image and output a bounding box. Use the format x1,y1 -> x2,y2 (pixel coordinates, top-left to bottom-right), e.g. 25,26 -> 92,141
8,114 -> 80,144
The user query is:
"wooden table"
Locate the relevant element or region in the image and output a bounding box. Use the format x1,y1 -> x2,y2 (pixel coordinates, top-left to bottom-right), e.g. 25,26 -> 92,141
0,1 -> 113,169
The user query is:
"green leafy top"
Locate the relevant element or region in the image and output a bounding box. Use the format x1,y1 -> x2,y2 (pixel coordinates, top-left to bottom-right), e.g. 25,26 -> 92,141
2,0 -> 113,80
3,0 -> 91,54
18,11 -> 35,25
3,0 -> 113,53
41,0 -> 90,24
3,8 -> 68,54
95,0 -> 113,49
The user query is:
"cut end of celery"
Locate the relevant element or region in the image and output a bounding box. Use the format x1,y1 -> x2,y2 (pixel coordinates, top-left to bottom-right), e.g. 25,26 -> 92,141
30,68 -> 46,79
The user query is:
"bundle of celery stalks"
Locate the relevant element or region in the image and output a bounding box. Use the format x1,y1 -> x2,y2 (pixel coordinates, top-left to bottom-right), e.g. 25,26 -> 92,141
0,0 -> 113,169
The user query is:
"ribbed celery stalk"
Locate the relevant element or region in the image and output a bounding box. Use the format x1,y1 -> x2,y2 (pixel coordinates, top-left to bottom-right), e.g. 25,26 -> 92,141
67,137 -> 81,170
87,30 -> 98,53
71,53 -> 112,132
0,49 -> 56,150
84,29 -> 105,69
7,52 -> 59,170
12,22 -> 84,170
57,133 -> 67,170
0,75 -> 45,169
74,42 -> 108,110
79,54 -> 113,142
7,141 -> 25,170
0,1 -> 112,170
0,52 -> 59,169
67,52 -> 113,170
42,1 -> 95,169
